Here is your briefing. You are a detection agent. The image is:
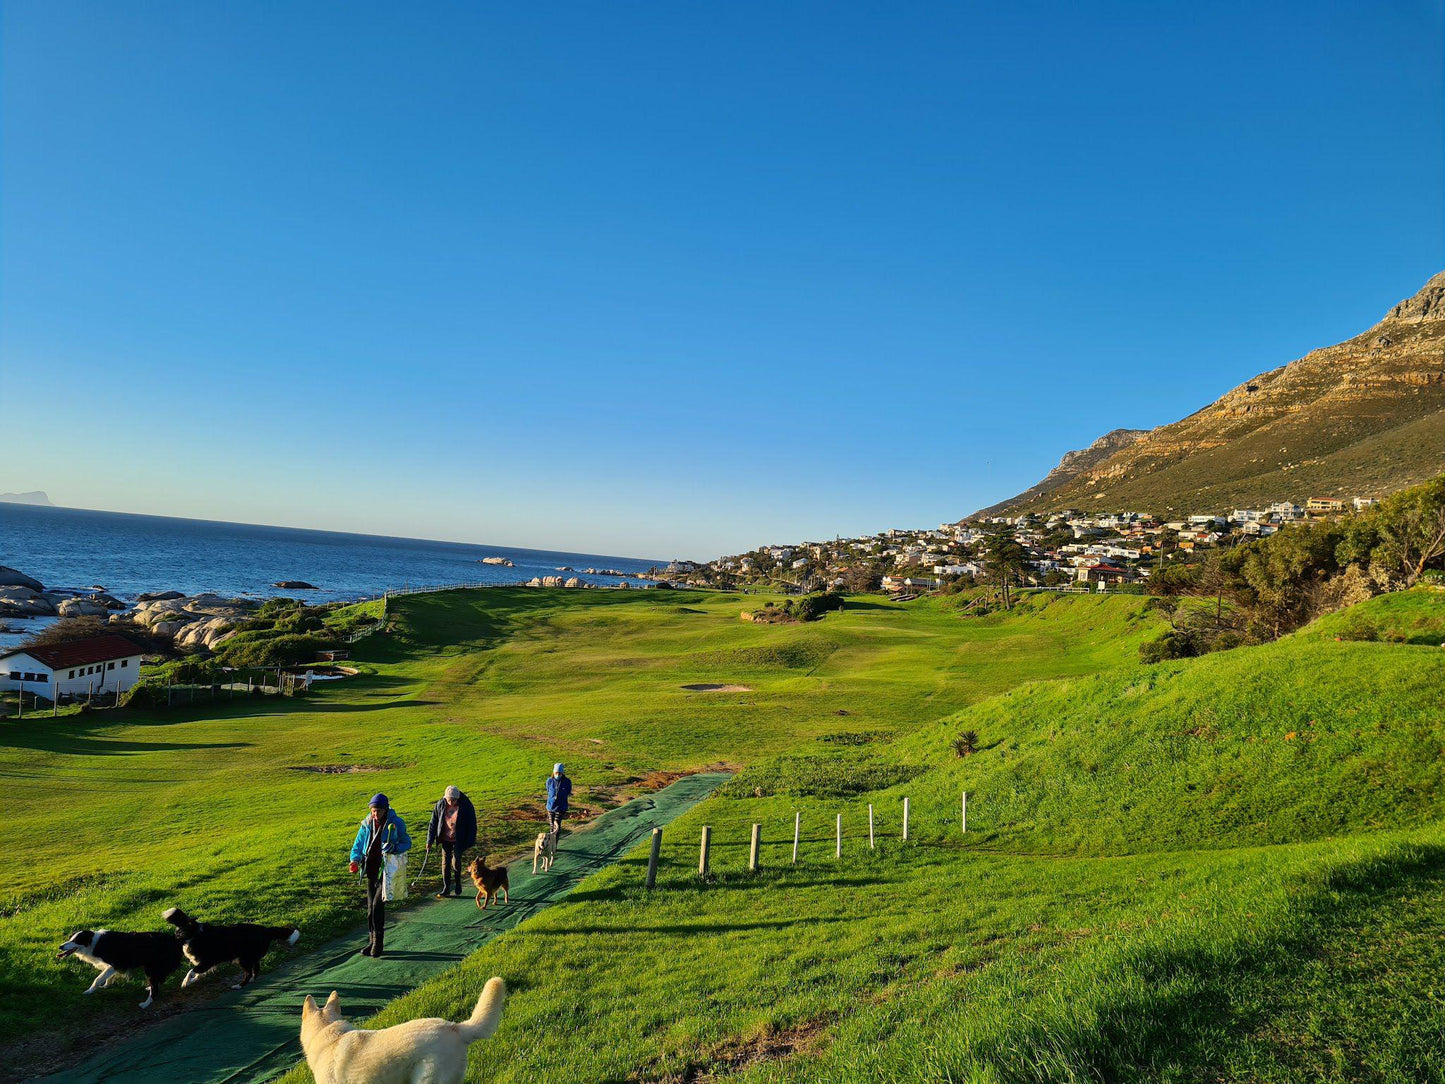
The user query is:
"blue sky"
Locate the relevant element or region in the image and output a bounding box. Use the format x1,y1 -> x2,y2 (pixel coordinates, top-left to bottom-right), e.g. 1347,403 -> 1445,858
2,2 -> 1441,559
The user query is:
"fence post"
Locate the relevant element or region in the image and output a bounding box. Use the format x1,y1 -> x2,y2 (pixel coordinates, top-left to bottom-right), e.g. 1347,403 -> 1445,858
869,803 -> 875,849
902,796 -> 910,841
835,813 -> 842,858
698,825 -> 711,875
962,791 -> 967,834
645,827 -> 662,889
792,811 -> 800,865
748,823 -> 760,872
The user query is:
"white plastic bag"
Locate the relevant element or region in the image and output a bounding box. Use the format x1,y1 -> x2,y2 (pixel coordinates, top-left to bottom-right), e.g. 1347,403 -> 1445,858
382,853 -> 408,902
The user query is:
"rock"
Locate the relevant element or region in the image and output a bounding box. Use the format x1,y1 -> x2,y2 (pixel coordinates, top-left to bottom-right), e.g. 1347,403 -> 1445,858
273,581 -> 318,590
174,616 -> 237,650
137,590 -> 186,602
564,577 -> 585,588
479,557 -> 514,567
58,598 -> 111,618
0,587 -> 56,616
0,566 -> 43,591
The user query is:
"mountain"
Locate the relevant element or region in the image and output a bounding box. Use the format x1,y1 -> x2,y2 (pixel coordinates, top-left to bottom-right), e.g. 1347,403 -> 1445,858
0,491 -> 53,506
978,270 -> 1445,517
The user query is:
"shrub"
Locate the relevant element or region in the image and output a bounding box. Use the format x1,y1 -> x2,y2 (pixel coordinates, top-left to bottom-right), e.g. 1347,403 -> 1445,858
953,730 -> 980,757
1140,629 -> 1201,663
216,632 -> 335,668
1338,615 -> 1380,642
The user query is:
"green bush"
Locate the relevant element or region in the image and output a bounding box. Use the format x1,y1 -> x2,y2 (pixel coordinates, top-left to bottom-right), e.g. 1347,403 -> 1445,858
1140,629 -> 1201,663
216,632 -> 335,668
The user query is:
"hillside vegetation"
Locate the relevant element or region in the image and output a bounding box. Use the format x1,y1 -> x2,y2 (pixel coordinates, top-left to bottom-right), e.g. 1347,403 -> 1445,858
0,587 -> 1162,1076
276,591 -> 1445,1084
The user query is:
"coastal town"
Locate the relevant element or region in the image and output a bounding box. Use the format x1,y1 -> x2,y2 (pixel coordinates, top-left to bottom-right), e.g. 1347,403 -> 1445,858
675,496 -> 1382,596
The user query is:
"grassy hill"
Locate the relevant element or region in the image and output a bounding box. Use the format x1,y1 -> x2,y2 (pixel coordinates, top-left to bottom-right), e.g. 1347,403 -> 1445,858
0,586 -> 1162,1076
272,591 -> 1445,1084
980,269 -> 1445,516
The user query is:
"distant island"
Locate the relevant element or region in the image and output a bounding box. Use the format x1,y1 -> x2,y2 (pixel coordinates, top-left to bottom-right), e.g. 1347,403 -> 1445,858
0,491 -> 52,506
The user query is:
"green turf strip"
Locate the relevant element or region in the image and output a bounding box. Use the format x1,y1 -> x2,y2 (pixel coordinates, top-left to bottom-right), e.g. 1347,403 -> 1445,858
42,772 -> 727,1084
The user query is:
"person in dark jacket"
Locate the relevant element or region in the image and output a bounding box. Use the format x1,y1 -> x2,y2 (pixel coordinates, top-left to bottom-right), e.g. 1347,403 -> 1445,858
425,785 -> 478,898
545,763 -> 572,836
348,793 -> 411,958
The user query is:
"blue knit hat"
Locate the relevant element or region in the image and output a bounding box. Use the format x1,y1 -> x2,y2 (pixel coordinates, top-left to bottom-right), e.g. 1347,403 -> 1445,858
369,793 -> 389,808
553,763 -> 564,774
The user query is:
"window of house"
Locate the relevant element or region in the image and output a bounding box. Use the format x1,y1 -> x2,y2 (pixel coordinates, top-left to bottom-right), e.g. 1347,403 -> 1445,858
34,674 -> 47,683
6,671 -> 18,680
107,662 -> 115,670
68,670 -> 76,678
121,660 -> 129,668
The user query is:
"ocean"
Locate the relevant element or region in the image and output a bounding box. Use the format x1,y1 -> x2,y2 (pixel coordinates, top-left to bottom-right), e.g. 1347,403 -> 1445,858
0,503 -> 665,648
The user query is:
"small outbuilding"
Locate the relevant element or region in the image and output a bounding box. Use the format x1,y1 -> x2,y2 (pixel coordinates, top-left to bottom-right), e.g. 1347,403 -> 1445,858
0,634 -> 146,702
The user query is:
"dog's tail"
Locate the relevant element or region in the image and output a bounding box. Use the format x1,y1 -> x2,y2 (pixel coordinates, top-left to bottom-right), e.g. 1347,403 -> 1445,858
454,977 -> 506,1043
267,926 -> 301,945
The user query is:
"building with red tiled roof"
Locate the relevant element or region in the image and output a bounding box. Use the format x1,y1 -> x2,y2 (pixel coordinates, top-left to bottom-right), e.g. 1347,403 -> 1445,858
0,634 -> 145,701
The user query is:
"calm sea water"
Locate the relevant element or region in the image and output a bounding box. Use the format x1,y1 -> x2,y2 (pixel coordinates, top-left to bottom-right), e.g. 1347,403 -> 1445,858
0,503 -> 664,647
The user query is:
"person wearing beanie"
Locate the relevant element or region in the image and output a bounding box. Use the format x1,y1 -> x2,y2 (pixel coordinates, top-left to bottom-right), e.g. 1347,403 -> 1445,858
348,793 -> 412,957
545,763 -> 572,838
425,785 -> 477,899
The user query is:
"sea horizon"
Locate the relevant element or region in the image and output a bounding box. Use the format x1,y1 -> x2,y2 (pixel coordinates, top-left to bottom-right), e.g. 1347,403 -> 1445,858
0,502 -> 670,648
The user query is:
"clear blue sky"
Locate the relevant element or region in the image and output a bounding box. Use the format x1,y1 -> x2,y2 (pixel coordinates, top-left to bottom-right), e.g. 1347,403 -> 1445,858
2,2 -> 1441,559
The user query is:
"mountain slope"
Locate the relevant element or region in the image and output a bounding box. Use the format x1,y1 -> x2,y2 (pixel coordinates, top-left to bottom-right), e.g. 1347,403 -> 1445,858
983,270 -> 1445,516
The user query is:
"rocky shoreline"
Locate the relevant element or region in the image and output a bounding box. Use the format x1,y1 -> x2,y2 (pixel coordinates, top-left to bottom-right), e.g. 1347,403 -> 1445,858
0,565 -> 264,651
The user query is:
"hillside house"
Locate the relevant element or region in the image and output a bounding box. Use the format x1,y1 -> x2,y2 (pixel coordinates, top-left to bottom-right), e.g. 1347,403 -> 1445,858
1306,497 -> 1346,514
0,634 -> 145,702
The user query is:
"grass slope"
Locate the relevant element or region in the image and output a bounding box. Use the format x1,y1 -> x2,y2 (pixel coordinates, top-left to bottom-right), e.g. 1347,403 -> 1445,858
0,587 -> 1160,1075
279,598 -> 1445,1083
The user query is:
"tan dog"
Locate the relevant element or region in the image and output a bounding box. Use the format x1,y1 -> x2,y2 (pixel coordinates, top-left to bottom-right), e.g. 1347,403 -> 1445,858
532,828 -> 558,873
301,978 -> 505,1084
467,856 -> 509,909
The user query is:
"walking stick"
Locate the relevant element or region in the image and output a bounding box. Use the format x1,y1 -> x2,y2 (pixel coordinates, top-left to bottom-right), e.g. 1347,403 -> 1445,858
412,846 -> 430,891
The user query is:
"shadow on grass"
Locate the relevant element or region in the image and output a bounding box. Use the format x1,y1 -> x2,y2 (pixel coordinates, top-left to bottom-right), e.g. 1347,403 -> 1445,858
966,843 -> 1445,1083
537,915 -> 855,936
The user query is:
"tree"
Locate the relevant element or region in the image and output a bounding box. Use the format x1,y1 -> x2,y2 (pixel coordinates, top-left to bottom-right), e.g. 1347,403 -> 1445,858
985,534 -> 1028,609
1373,478 -> 1445,586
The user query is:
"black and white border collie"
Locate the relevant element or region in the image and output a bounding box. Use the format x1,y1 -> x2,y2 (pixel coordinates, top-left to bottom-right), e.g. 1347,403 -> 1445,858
162,907 -> 300,989
56,929 -> 184,1009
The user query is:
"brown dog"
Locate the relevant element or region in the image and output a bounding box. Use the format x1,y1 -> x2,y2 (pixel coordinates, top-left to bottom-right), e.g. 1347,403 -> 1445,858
467,856 -> 509,909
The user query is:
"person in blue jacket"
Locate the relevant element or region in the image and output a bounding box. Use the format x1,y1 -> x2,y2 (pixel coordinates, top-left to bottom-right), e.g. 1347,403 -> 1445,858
348,793 -> 412,958
545,763 -> 572,837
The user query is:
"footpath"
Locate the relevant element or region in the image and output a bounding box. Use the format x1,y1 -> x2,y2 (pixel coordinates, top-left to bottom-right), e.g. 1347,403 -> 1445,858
46,771 -> 729,1084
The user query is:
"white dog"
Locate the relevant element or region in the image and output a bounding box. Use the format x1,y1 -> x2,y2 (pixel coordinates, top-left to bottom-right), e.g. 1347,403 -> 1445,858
532,828 -> 558,873
300,978 -> 506,1084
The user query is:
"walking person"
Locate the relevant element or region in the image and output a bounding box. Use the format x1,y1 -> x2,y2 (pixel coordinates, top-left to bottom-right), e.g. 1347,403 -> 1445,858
425,785 -> 477,899
348,793 -> 412,958
545,763 -> 572,838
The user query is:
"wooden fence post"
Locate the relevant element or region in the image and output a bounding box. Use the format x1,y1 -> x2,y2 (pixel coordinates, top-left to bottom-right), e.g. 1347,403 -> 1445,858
645,827 -> 662,889
902,796 -> 910,841
835,813 -> 842,858
868,803 -> 875,849
698,825 -> 711,875
792,812 -> 800,864
748,823 -> 760,872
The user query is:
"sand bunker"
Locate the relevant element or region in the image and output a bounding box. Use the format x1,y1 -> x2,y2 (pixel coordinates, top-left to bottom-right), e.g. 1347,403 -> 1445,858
681,683 -> 753,693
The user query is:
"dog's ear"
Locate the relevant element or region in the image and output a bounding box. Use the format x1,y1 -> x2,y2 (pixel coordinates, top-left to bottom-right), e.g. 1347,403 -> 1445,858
303,995 -> 317,1016
324,990 -> 341,1018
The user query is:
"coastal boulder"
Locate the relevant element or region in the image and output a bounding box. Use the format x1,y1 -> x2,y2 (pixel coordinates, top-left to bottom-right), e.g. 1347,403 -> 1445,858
273,580 -> 318,590
137,590 -> 186,603
0,566 -> 43,591
0,586 -> 57,616
175,616 -> 237,650
58,597 -> 112,618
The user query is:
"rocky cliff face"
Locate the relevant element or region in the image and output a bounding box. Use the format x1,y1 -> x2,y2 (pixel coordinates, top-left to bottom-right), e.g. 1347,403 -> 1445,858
981,269 -> 1445,516
972,429 -> 1151,518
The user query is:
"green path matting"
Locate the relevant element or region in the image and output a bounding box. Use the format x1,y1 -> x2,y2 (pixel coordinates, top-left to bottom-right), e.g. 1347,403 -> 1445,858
45,772 -> 728,1084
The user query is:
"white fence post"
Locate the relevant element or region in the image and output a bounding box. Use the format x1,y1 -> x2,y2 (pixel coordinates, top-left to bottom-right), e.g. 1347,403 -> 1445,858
902,796 -> 910,841
748,823 -> 761,872
699,825 -> 711,875
868,803 -> 875,849
962,791 -> 967,834
645,827 -> 662,889
835,813 -> 842,858
792,812 -> 800,865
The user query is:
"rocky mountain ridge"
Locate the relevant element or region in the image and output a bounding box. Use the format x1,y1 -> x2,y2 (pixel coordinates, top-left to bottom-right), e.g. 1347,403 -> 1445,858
978,269 -> 1445,516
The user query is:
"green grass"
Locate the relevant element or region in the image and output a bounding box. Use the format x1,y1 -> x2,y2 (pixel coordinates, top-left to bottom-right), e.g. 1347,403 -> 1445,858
1295,585 -> 1445,645
11,584 -> 1445,1083
0,587 -> 1161,1073
275,593 -> 1445,1084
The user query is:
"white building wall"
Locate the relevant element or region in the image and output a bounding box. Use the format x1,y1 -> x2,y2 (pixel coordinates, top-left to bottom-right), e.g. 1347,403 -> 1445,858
0,652 -> 144,699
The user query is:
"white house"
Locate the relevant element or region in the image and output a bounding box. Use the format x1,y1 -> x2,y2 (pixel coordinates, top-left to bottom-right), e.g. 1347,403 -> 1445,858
0,634 -> 146,702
